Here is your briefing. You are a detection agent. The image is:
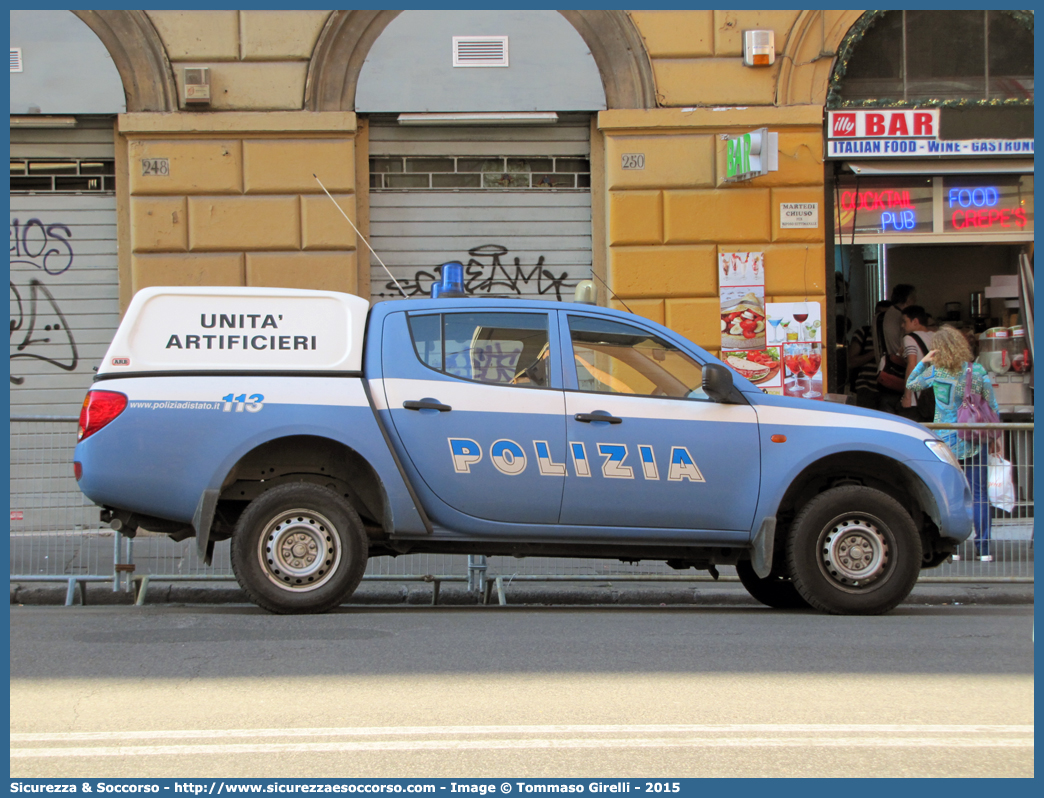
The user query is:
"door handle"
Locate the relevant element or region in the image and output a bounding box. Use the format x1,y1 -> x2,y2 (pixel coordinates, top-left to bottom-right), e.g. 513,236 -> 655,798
574,412 -> 622,424
403,400 -> 452,412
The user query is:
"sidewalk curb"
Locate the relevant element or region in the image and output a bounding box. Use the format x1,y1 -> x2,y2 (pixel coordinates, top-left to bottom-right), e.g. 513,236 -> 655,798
9,580 -> 1034,608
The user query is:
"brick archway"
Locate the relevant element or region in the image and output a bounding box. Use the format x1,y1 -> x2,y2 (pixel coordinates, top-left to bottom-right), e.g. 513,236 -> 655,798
71,10 -> 177,112
775,10 -> 865,107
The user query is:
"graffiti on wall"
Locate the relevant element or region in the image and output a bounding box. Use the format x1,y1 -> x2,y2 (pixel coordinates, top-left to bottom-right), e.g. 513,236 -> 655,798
380,244 -> 581,302
9,279 -> 79,385
10,218 -> 79,385
10,218 -> 75,275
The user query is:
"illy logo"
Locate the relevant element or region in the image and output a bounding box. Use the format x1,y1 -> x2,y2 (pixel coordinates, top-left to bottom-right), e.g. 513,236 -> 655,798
832,113 -> 856,137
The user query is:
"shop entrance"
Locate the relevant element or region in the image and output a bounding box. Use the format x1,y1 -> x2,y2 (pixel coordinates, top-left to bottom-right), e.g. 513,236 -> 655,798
838,242 -> 1026,335
831,168 -> 1033,414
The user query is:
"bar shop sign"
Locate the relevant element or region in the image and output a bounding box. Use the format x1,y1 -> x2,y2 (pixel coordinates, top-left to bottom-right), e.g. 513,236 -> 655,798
826,109 -> 1033,157
780,202 -> 819,229
725,128 -> 779,182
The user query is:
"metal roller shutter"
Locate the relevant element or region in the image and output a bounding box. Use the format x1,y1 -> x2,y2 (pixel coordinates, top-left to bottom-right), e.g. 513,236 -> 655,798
10,120 -> 119,415
10,121 -> 119,534
367,117 -> 592,303
10,196 -> 119,414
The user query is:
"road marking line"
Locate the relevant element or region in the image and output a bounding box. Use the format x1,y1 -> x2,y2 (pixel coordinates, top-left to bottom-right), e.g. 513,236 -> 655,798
10,723 -> 1033,743
10,736 -> 1034,758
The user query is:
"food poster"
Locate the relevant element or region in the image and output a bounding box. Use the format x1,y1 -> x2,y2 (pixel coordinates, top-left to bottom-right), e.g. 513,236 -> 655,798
723,345 -> 783,390
719,252 -> 766,353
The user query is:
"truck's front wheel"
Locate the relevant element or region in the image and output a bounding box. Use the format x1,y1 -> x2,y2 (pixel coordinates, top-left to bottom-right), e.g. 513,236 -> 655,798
231,483 -> 368,614
786,485 -> 921,615
735,560 -> 810,609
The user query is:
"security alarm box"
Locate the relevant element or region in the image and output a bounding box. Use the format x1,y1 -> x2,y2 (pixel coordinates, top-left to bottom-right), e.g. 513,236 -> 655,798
743,30 -> 775,66
183,67 -> 211,105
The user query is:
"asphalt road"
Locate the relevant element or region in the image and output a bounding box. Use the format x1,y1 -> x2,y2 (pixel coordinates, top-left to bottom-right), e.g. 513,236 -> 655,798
9,603 -> 1035,778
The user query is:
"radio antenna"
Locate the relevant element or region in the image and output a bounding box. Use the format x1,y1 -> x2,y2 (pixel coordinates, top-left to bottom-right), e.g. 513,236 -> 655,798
313,173 -> 406,298
588,270 -> 633,314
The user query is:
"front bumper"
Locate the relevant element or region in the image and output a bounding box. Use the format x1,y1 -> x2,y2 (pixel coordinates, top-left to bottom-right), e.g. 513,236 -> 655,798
908,458 -> 974,542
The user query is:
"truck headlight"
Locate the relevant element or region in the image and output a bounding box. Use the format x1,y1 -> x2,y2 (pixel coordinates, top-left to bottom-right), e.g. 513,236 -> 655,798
925,439 -> 961,470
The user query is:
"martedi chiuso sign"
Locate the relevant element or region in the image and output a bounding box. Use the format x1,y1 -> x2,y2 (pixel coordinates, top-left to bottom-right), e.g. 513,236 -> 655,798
826,109 -> 1033,158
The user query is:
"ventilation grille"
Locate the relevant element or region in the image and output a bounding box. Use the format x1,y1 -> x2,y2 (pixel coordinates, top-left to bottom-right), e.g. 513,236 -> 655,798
453,36 -> 508,67
11,158 -> 116,194
11,47 -> 23,73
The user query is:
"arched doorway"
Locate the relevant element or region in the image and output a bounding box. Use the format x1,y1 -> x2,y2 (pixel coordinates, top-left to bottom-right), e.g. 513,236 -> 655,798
310,10 -> 653,302
10,10 -> 174,536
70,10 -> 176,113
305,10 -> 654,112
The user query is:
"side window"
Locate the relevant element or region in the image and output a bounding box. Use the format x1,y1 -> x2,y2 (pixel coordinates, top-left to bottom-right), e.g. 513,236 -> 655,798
407,314 -> 442,370
407,312 -> 551,388
568,315 -> 705,399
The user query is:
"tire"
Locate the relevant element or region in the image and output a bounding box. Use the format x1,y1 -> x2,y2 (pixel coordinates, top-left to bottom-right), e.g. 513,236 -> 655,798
735,559 -> 811,609
786,485 -> 922,615
231,483 -> 368,614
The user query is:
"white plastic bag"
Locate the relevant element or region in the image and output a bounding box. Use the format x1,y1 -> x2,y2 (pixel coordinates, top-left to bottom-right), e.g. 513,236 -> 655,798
987,455 -> 1016,513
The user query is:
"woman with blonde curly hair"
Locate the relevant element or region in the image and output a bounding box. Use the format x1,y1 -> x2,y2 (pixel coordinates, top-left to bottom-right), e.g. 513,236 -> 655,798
907,325 -> 1000,561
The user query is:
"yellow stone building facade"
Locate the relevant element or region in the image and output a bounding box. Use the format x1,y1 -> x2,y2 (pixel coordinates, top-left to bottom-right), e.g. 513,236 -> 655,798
89,10 -> 857,383
14,9 -> 1034,412
18,9 -> 934,401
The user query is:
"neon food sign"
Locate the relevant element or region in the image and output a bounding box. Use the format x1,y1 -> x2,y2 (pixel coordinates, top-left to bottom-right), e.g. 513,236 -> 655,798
947,186 -> 1027,230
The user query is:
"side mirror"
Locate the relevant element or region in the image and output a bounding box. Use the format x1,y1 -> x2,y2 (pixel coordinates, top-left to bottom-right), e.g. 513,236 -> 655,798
702,363 -> 744,404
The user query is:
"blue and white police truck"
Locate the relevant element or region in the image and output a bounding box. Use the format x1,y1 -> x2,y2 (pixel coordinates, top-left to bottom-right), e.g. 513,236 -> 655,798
73,286 -> 973,615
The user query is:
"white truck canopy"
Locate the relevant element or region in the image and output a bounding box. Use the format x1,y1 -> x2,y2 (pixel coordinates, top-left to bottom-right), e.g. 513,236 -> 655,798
97,286 -> 370,375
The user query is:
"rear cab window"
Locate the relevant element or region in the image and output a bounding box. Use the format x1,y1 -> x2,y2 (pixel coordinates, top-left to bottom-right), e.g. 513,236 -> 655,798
407,311 -> 555,388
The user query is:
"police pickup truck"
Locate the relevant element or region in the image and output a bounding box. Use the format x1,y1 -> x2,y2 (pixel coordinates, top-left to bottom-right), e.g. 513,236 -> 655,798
73,286 -> 973,615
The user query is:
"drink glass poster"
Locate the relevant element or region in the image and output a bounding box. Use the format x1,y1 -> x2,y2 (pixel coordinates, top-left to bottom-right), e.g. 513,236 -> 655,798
766,301 -> 824,400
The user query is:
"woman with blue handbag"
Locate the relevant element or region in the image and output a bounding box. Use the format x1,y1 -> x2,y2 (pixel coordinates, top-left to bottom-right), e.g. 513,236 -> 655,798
907,325 -> 1000,562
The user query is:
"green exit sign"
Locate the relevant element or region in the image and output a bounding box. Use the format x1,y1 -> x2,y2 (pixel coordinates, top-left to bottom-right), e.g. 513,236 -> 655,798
725,128 -> 778,182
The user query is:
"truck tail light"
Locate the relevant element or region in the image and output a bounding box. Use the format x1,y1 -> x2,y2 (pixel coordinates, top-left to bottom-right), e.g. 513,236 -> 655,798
77,390 -> 128,441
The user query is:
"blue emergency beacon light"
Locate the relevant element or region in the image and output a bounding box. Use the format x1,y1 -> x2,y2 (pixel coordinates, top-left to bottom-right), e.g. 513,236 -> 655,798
432,261 -> 466,298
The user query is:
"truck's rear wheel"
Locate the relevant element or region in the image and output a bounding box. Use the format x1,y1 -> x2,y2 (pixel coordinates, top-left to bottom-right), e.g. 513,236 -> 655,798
231,483 -> 368,614
786,485 -> 921,615
735,560 -> 810,609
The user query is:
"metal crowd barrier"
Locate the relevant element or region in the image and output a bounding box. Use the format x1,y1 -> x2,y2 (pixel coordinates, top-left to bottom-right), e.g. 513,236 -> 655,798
925,423 -> 1034,579
9,417 -> 1034,605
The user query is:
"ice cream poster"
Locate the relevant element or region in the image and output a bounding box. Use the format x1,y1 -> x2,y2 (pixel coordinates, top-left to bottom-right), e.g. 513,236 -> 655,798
719,251 -> 764,288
